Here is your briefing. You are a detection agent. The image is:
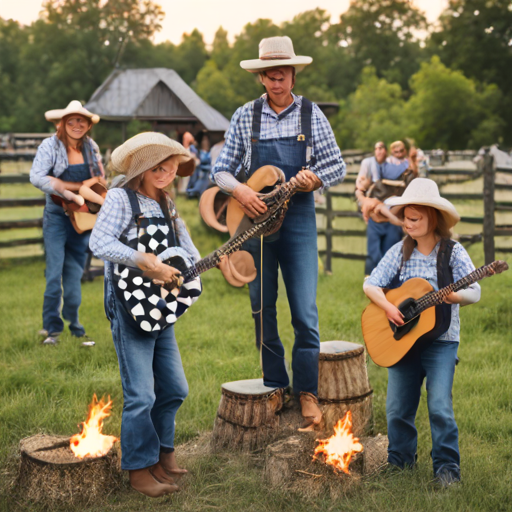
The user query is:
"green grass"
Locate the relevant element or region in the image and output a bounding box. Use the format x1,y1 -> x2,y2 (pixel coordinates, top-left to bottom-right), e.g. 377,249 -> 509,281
0,194 -> 511,511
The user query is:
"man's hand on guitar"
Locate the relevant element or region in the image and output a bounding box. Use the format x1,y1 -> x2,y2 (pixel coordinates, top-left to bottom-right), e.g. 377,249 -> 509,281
233,184 -> 267,219
295,170 -> 322,192
384,303 -> 405,326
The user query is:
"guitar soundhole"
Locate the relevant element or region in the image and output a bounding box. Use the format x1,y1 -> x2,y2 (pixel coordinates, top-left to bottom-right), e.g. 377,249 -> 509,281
389,297 -> 420,341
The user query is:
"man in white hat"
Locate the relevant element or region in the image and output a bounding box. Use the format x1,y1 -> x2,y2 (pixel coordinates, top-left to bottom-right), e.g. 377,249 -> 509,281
211,36 -> 346,430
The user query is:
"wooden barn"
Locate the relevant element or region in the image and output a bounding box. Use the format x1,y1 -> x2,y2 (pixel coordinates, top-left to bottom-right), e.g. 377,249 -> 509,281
85,68 -> 230,143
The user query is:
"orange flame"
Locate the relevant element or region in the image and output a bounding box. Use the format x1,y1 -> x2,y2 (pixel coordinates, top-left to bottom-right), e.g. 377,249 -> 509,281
70,394 -> 119,459
313,411 -> 363,474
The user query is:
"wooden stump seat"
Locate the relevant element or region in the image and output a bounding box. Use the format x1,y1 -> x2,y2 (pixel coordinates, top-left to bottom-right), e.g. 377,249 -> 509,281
318,341 -> 373,437
211,378 -> 284,452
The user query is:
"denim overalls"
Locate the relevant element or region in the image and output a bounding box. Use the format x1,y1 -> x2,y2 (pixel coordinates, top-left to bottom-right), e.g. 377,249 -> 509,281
42,151 -> 92,337
243,97 -> 320,395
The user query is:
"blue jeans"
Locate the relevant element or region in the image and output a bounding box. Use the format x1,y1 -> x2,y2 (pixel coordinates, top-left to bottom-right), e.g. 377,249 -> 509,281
105,277 -> 189,470
386,341 -> 460,479
42,207 -> 90,336
365,219 -> 403,275
243,204 -> 320,394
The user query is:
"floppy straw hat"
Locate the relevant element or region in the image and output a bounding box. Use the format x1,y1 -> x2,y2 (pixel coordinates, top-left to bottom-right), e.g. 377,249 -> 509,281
45,100 -> 100,124
386,178 -> 460,228
109,132 -> 194,182
240,36 -> 312,73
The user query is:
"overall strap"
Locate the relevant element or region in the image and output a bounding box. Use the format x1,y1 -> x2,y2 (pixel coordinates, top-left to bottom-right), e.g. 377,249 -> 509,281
159,194 -> 179,247
123,187 -> 142,220
300,97 -> 315,167
251,97 -> 265,143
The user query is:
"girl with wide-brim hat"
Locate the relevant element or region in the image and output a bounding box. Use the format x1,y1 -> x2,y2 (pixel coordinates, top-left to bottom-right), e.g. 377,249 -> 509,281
30,100 -> 105,347
363,178 -> 481,487
90,132 -> 200,498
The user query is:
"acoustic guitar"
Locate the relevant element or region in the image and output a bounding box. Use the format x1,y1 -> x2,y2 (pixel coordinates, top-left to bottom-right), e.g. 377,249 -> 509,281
361,260 -> 509,367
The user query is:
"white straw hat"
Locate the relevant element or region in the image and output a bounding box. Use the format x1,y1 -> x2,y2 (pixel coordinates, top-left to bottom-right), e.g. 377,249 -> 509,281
110,132 -> 194,182
386,178 -> 460,228
240,36 -> 312,73
45,100 -> 100,124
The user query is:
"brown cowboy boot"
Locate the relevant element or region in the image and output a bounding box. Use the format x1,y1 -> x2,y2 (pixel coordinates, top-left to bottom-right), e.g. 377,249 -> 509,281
298,391 -> 322,432
129,468 -> 179,497
159,451 -> 188,483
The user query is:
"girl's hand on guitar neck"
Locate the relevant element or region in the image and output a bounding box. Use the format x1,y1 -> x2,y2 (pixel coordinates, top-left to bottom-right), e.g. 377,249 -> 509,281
233,184 -> 267,219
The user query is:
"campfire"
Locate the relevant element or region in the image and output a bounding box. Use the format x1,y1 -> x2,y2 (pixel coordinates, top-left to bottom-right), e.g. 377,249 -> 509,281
70,394 -> 119,459
313,411 -> 363,474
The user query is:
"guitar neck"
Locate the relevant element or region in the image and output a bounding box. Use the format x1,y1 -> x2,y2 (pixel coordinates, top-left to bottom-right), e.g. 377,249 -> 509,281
415,262 -> 501,312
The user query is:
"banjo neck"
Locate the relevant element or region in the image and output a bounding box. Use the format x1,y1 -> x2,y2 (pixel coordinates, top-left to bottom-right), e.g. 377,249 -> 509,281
182,179 -> 300,282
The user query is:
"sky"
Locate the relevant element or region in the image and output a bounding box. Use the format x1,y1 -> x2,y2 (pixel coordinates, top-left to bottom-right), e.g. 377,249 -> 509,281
0,0 -> 449,45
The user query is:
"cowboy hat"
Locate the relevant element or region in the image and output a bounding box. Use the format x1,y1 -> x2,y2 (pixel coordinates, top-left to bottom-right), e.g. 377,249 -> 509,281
218,251 -> 257,287
199,186 -> 229,233
386,178 -> 460,228
109,132 -> 194,182
45,100 -> 100,124
240,36 -> 312,73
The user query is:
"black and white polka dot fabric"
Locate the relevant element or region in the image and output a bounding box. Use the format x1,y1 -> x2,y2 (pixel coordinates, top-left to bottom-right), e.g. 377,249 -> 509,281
114,263 -> 202,332
113,205 -> 202,333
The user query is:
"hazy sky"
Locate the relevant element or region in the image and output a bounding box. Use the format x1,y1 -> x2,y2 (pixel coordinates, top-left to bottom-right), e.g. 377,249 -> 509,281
0,0 -> 448,45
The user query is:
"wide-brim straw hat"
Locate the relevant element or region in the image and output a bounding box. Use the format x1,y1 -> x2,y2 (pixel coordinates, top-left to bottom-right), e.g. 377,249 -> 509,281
386,178 -> 460,228
240,36 -> 312,73
199,186 -> 229,233
45,100 -> 100,124
110,132 -> 194,182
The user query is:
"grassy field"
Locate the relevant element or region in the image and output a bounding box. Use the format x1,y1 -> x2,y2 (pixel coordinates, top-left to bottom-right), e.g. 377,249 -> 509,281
0,190 -> 511,512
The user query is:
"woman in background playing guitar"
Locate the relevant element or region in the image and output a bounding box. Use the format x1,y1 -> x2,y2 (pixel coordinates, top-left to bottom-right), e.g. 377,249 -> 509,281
363,178 -> 481,487
30,101 -> 104,347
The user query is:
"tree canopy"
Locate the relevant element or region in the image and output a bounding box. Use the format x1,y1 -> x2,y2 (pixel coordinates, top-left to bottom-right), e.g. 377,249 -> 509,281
0,0 -> 510,149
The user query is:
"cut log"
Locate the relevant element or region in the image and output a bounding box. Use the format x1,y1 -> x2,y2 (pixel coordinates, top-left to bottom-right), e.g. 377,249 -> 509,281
318,341 -> 373,437
211,379 -> 284,452
18,434 -> 122,505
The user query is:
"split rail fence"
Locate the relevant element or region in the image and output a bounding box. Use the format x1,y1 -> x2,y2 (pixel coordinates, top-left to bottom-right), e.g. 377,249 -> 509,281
1,147 -> 511,275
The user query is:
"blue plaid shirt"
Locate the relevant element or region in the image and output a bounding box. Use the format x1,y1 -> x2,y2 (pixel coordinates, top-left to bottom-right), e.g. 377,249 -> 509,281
90,188 -> 200,274
365,240 -> 476,342
211,93 -> 346,190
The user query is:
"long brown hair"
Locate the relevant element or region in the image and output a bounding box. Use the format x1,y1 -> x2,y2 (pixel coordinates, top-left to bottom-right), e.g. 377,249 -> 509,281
56,114 -> 92,152
400,205 -> 452,262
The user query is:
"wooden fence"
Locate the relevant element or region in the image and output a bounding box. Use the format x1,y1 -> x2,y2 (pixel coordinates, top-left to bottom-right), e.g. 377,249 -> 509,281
317,148 -> 512,272
1,147 -> 511,274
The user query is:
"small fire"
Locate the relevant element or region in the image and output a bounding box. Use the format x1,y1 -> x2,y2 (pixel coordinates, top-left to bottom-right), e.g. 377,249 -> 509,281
70,394 -> 119,459
313,411 -> 363,474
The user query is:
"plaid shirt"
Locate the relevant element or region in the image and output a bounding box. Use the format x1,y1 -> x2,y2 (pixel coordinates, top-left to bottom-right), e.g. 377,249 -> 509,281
90,188 -> 200,273
211,93 -> 346,190
365,240 -> 476,342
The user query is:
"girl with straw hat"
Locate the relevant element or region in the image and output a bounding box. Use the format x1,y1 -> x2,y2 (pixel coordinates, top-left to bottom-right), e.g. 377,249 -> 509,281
90,132 -> 198,498
363,178 -> 481,487
30,100 -> 105,347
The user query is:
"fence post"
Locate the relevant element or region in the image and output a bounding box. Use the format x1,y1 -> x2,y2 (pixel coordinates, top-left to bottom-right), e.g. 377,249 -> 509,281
482,149 -> 495,265
325,192 -> 333,274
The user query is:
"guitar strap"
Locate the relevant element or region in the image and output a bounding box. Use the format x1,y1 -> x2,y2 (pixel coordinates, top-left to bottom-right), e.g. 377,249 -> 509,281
413,238 -> 456,356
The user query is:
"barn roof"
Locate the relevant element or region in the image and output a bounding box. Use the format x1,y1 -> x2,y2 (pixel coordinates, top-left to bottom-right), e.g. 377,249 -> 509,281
85,68 -> 230,132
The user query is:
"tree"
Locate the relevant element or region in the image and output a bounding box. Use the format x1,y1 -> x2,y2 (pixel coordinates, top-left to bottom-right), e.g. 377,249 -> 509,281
333,67 -> 408,150
211,27 -> 231,70
405,56 -> 504,149
174,29 -> 208,85
194,61 -> 238,118
329,0 -> 428,91
428,0 -> 512,143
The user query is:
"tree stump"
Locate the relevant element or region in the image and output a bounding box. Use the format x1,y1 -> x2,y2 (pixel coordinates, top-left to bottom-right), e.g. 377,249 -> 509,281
264,434 -> 389,490
211,379 -> 284,452
18,434 -> 122,505
318,341 -> 373,437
